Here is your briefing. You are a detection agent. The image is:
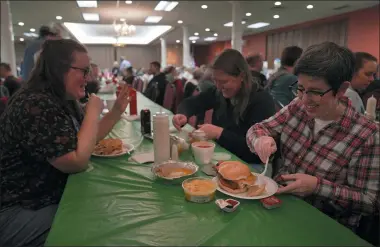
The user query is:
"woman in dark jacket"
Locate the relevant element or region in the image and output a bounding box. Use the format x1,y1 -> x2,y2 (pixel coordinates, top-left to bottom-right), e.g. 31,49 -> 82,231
172,49 -> 275,163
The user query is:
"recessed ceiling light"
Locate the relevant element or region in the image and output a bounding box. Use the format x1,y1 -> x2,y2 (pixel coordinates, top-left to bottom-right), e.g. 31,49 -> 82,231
24,32 -> 38,37
82,13 -> 99,21
192,40 -> 196,43
76,1 -> 97,8
189,36 -> 199,41
30,28 -> 35,32
176,40 -> 180,43
145,16 -> 162,23
177,20 -> 183,24
205,28 -> 210,31
194,32 -> 199,36
224,22 -> 233,27
204,37 -> 217,41
273,15 -> 280,19
155,1 -> 178,11
242,21 -> 246,24
214,33 -> 218,36
20,38 -> 24,41
246,12 -> 252,16
247,22 -> 270,29
120,18 -> 126,21
125,0 -> 132,4
18,22 -> 24,26
201,5 -> 207,9
56,16 -> 63,20
307,4 -> 313,9
274,1 -> 281,6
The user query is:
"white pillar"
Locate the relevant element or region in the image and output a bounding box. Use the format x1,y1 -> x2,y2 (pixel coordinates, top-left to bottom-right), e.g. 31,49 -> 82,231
182,26 -> 191,67
231,1 -> 243,53
1,0 -> 17,73
160,37 -> 167,68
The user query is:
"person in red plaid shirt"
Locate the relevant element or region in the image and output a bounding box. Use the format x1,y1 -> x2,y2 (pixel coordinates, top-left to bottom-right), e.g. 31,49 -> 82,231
246,42 -> 380,231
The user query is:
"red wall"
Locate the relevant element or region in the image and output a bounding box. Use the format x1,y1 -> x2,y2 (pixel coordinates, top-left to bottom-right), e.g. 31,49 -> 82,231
194,5 -> 379,65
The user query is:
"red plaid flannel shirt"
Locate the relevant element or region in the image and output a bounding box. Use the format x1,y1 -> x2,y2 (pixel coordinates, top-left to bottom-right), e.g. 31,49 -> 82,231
247,97 -> 380,229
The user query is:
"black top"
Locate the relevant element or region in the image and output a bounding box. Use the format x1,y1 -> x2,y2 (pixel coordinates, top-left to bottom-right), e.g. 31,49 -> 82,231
0,88 -> 83,210
3,75 -> 21,96
251,70 -> 267,88
178,87 -> 275,163
144,73 -> 167,106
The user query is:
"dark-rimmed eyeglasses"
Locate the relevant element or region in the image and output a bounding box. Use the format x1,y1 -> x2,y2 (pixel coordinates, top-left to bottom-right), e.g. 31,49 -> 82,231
289,81 -> 333,100
71,66 -> 91,78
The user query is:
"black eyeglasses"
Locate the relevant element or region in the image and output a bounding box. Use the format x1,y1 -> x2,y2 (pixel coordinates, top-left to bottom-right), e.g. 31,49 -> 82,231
289,81 -> 333,100
71,66 -> 91,78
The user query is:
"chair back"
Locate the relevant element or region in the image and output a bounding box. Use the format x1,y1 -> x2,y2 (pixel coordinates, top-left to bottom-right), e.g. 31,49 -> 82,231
188,89 -> 200,127
163,83 -> 176,112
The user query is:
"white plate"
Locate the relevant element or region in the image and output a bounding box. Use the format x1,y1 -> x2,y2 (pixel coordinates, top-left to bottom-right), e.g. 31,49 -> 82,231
212,172 -> 278,200
92,142 -> 134,158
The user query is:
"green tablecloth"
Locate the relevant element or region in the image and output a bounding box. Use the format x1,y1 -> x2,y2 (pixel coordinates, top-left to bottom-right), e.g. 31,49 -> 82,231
45,93 -> 370,246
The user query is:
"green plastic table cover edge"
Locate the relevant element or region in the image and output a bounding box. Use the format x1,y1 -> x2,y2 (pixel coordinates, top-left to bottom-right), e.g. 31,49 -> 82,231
45,92 -> 370,246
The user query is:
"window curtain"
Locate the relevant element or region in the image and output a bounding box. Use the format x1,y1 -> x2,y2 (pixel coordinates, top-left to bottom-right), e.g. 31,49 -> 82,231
85,45 -> 115,70
266,19 -> 348,68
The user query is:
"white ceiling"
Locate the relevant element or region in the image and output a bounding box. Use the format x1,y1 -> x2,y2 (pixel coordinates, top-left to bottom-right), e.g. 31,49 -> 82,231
10,0 -> 379,45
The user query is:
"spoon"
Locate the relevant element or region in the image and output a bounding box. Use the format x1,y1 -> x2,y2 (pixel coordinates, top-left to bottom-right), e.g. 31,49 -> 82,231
256,157 -> 269,186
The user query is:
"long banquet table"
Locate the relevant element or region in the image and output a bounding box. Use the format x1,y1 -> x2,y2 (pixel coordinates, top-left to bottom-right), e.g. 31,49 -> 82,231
45,92 -> 370,246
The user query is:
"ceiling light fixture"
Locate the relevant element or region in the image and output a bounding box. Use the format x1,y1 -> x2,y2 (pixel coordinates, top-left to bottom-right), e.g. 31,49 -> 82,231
246,12 -> 252,16
307,4 -> 313,9
125,0 -> 133,4
20,38 -> 24,41
56,16 -> 63,20
241,20 -> 246,24
18,22 -> 24,26
189,36 -> 199,41
176,40 -> 180,43
145,16 -> 162,23
201,5 -> 207,9
30,28 -> 35,32
113,0 -> 135,37
192,40 -> 196,43
273,15 -> 279,19
194,32 -> 199,36
214,33 -> 218,36
223,22 -> 233,27
247,22 -> 270,28
274,1 -> 281,6
82,13 -> 99,21
120,18 -> 126,21
205,28 -> 210,31
24,32 -> 38,37
155,1 -> 179,11
177,20 -> 183,24
76,0 -> 97,8
204,37 -> 216,41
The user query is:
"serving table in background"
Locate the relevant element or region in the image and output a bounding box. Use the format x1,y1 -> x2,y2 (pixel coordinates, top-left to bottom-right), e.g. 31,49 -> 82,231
45,92 -> 370,246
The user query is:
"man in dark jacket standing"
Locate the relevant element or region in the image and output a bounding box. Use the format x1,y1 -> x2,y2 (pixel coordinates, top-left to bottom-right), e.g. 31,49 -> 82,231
144,61 -> 167,106
21,25 -> 60,81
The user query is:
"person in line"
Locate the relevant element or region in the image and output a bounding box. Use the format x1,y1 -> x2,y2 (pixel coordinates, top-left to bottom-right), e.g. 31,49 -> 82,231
122,67 -> 135,85
163,66 -> 184,112
0,39 -> 131,247
173,49 -> 275,163
247,42 -> 379,231
246,54 -> 267,88
21,25 -> 60,81
0,62 -> 21,96
198,66 -> 215,93
345,52 -> 378,113
144,61 -> 167,106
266,46 -> 303,108
183,68 -> 203,99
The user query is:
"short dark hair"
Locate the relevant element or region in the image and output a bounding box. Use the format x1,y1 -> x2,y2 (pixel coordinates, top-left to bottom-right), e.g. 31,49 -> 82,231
354,52 -> 378,72
126,66 -> 133,74
150,61 -> 161,70
39,25 -> 57,38
0,63 -> 11,71
281,46 -> 303,67
294,42 -> 355,94
246,54 -> 262,67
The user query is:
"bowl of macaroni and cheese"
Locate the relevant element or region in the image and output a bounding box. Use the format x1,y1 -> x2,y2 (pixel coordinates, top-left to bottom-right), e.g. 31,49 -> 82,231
182,177 -> 217,203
